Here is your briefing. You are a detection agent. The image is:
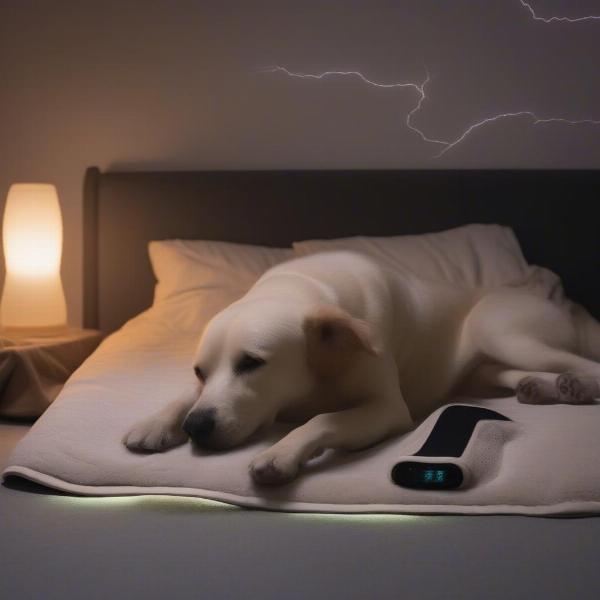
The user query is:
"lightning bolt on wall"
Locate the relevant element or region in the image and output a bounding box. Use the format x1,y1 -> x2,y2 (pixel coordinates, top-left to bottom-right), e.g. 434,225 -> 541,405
258,1 -> 600,161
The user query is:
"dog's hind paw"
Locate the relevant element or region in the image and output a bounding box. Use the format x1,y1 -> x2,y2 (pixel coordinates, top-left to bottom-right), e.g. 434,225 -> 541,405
249,453 -> 299,485
516,376 -> 557,405
123,418 -> 189,453
556,372 -> 599,405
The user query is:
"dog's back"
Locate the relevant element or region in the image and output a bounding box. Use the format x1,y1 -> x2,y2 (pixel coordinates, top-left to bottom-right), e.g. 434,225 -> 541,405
252,251 -> 481,415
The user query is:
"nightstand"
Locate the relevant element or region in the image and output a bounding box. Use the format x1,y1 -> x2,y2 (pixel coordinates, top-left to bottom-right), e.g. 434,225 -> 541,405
0,328 -> 103,419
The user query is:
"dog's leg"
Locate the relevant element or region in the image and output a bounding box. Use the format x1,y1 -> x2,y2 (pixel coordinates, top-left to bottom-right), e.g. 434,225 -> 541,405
489,335 -> 600,376
473,363 -> 559,404
469,290 -> 600,387
487,336 -> 600,402
123,388 -> 198,452
249,397 -> 412,485
472,363 -> 599,405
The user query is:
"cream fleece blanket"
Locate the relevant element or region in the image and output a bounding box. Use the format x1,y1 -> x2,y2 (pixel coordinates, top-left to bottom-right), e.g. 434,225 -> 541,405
3,308 -> 600,516
3,225 -> 599,515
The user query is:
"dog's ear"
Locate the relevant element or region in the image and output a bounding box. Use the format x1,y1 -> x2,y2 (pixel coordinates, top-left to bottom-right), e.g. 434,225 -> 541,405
303,306 -> 378,378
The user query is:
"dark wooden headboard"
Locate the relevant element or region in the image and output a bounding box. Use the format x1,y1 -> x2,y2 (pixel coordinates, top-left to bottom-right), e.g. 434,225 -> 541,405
83,167 -> 600,333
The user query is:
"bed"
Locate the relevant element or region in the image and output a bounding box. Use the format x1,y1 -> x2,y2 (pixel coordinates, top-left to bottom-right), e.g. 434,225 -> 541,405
2,168 -> 600,599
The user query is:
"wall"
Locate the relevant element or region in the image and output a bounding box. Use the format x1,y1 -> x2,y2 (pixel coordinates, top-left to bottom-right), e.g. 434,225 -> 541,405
1,0 -> 599,326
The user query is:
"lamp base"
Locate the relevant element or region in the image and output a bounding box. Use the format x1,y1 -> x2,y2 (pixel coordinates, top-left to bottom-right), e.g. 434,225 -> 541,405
0,270 -> 68,332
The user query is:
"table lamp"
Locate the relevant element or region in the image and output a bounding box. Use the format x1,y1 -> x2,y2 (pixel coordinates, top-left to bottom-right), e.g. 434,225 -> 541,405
0,183 -> 67,333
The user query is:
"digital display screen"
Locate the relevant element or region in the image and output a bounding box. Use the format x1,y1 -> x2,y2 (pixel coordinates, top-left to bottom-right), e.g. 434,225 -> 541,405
391,462 -> 463,490
421,469 -> 447,483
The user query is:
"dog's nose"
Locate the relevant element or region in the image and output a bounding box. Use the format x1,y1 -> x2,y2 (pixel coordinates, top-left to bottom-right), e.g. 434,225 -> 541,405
183,408 -> 217,442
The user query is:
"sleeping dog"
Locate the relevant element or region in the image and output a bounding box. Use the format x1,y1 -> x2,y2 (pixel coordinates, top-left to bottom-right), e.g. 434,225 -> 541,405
124,251 -> 600,484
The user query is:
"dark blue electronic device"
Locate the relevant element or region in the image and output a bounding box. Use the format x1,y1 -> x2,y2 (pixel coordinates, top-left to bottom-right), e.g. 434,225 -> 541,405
391,405 -> 511,490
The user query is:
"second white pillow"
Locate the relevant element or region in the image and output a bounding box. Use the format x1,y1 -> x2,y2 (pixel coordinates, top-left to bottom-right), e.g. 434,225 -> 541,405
293,224 -> 530,289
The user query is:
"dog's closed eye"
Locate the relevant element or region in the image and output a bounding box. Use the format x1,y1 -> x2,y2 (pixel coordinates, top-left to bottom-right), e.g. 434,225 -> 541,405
234,353 -> 266,375
194,365 -> 206,382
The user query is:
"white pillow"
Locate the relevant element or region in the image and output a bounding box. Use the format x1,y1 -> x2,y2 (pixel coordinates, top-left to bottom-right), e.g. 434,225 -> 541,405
149,239 -> 293,302
146,239 -> 294,332
293,224 -> 530,289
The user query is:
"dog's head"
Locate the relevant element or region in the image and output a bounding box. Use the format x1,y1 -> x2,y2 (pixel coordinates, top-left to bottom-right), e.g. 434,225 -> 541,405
182,300 -> 377,449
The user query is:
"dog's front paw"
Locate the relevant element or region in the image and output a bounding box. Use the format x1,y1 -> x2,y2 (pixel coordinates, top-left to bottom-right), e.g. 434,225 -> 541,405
249,452 -> 299,485
123,417 -> 188,453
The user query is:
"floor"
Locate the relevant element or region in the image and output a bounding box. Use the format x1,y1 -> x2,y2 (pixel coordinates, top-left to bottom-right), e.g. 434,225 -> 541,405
2,419 -> 600,600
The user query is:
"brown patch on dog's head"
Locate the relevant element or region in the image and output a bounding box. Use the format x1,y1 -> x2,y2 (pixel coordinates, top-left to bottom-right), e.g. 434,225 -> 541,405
303,306 -> 377,379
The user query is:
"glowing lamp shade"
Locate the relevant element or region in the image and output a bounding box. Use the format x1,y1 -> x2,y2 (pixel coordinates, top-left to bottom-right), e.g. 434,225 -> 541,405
1,184 -> 67,329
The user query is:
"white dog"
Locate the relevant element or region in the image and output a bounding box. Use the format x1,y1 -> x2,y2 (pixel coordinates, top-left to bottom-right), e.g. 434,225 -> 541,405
124,251 -> 600,484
